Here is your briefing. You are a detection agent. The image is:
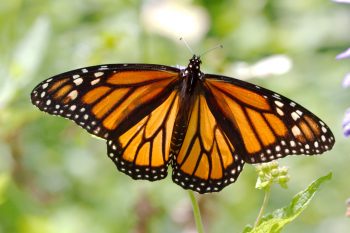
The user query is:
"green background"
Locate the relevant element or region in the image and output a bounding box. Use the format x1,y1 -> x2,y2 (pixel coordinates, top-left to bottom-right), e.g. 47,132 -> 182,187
1,0 -> 349,232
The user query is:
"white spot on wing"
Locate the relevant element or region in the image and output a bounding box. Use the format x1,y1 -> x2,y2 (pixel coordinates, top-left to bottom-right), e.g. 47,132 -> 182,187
314,141 -> 319,148
276,107 -> 284,116
91,79 -> 100,85
94,72 -> 104,77
275,100 -> 284,107
292,125 -> 301,137
98,66 -> 109,70
291,112 -> 300,121
290,140 -> 296,147
67,90 -> 78,100
73,78 -> 83,85
273,94 -> 281,99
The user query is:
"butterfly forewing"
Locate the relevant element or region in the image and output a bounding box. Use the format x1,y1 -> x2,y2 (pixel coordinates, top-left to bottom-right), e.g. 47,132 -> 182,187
203,74 -> 335,164
31,64 -> 180,139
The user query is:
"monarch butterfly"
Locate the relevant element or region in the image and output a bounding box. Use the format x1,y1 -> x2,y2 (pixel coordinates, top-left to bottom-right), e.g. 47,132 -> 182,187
31,55 -> 335,193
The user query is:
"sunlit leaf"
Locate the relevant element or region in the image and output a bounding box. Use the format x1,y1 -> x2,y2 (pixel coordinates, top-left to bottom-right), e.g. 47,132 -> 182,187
244,173 -> 332,233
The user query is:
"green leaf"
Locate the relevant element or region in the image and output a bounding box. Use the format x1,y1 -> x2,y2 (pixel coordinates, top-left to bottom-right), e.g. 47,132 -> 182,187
242,225 -> 253,233
245,172 -> 332,233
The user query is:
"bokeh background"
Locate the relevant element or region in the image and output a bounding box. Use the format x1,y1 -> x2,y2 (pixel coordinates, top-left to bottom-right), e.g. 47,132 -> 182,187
1,0 -> 350,232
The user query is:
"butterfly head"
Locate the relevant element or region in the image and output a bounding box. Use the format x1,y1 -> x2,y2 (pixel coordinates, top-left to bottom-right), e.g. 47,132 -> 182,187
179,55 -> 204,94
190,55 -> 202,67
185,55 -> 202,76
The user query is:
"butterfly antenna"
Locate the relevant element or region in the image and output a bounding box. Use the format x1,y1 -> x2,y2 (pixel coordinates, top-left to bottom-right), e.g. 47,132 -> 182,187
180,37 -> 195,55
199,44 -> 223,57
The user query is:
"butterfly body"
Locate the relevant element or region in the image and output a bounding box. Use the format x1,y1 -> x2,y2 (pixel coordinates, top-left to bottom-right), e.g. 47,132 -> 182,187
31,55 -> 334,193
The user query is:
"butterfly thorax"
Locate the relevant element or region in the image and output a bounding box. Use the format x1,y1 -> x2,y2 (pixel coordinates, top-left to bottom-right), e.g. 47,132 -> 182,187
176,55 -> 204,121
180,55 -> 204,95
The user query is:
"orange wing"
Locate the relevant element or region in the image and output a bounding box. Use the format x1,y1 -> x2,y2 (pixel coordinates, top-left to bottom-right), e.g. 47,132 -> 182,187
31,65 -> 179,139
107,91 -> 179,180
171,94 -> 244,193
31,64 -> 181,180
203,74 -> 335,164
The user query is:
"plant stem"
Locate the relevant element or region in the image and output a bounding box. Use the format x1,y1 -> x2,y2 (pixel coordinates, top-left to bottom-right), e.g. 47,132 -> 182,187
188,190 -> 205,233
254,186 -> 271,227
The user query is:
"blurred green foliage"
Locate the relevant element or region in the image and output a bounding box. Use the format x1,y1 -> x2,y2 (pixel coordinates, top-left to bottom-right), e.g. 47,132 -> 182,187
1,0 -> 350,232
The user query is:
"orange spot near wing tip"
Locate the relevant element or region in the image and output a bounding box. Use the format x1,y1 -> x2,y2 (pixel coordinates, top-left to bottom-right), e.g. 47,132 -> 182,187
304,115 -> 321,135
54,84 -> 72,99
48,78 -> 69,93
299,121 -> 314,141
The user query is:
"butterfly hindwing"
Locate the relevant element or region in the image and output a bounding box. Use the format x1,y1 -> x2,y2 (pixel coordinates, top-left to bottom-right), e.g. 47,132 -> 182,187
203,74 -> 335,164
107,91 -> 179,180
171,93 -> 244,193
